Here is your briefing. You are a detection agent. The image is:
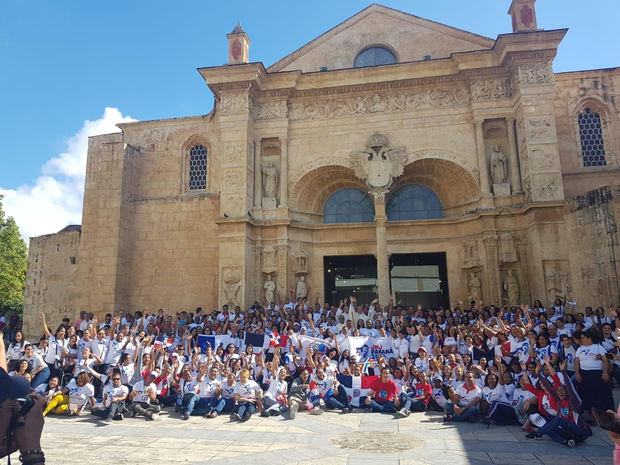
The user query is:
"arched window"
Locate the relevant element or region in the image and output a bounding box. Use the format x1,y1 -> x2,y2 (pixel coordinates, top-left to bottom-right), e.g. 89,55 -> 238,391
577,108 -> 606,167
386,184 -> 442,221
323,189 -> 374,224
354,46 -> 397,68
188,144 -> 207,190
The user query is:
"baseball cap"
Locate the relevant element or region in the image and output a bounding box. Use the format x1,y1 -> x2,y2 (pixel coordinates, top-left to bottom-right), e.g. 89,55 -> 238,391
0,367 -> 32,404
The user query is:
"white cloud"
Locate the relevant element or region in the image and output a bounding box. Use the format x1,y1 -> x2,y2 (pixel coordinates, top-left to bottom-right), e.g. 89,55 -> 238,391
0,107 -> 137,241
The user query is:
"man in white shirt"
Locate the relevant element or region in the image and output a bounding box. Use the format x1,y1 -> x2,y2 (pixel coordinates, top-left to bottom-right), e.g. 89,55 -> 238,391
128,372 -> 161,420
91,372 -> 128,423
443,371 -> 482,422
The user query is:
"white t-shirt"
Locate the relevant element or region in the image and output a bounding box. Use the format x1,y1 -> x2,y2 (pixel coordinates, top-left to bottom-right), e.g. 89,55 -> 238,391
512,387 -> 535,408
233,379 -> 261,401
26,353 -> 45,372
482,384 -> 507,404
44,335 -> 67,365
132,380 -> 156,404
314,376 -> 336,397
221,382 -> 236,399
65,379 -> 95,410
103,384 -> 129,407
200,378 -> 221,399
455,383 -> 482,407
180,377 -> 201,395
576,344 -> 605,371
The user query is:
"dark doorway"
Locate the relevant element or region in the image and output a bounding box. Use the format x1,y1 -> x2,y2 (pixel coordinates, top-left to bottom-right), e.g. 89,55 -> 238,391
389,253 -> 449,309
324,255 -> 377,305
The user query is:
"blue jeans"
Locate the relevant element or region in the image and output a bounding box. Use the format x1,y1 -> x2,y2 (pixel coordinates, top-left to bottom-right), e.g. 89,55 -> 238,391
324,387 -> 351,410
182,393 -> 202,415
221,398 -> 235,412
369,399 -> 396,413
444,402 -> 480,421
32,366 -> 50,388
537,416 -> 591,444
400,393 -> 427,412
206,397 -> 225,414
237,401 -> 257,420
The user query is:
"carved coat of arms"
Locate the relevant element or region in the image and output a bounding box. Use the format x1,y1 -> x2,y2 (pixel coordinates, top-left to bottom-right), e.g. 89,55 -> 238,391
350,133 -> 407,198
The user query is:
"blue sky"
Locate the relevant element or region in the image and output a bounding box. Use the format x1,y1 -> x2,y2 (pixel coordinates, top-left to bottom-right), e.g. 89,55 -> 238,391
0,0 -> 618,239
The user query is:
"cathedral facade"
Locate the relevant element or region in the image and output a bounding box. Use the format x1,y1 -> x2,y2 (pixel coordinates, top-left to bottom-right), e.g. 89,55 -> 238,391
23,1 -> 620,335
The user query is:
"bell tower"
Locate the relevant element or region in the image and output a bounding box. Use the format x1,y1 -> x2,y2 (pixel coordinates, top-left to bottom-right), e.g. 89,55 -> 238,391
227,22 -> 250,64
508,0 -> 539,32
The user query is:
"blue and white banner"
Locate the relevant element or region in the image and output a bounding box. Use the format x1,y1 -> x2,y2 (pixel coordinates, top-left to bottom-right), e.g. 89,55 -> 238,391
339,336 -> 396,361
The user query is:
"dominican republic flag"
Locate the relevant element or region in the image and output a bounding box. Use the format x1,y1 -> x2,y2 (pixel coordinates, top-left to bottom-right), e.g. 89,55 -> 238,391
269,331 -> 289,348
299,335 -> 331,357
244,333 -> 266,354
336,374 -> 378,407
154,337 -> 173,349
197,335 -> 231,354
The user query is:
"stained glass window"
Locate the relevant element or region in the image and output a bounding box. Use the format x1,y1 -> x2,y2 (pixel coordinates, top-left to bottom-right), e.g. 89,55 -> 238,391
189,144 -> 207,190
578,108 -> 606,167
386,184 -> 442,221
323,189 -> 374,223
354,47 -> 397,68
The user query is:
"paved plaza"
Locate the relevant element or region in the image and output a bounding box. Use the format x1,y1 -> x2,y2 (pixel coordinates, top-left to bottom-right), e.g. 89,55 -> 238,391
30,408 -> 614,465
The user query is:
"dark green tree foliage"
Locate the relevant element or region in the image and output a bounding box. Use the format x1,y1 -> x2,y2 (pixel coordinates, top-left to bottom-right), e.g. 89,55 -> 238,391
0,195 -> 27,311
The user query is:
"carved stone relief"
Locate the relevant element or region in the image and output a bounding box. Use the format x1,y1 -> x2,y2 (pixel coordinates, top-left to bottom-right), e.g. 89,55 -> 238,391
222,168 -> 243,192
462,240 -> 480,268
467,271 -> 482,302
531,174 -> 562,200
219,93 -> 249,114
470,77 -> 513,100
502,269 -> 520,306
530,146 -> 559,171
222,268 -> 242,308
263,273 -> 276,304
350,133 -> 407,200
251,100 -> 288,120
543,260 -> 570,304
222,143 -> 245,165
517,62 -> 554,85
526,118 -> 555,141
259,246 -> 279,273
289,85 -> 469,120
499,233 -> 517,263
220,193 -> 245,217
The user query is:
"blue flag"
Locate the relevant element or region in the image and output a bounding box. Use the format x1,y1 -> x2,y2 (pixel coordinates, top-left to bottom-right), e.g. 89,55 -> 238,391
244,333 -> 265,353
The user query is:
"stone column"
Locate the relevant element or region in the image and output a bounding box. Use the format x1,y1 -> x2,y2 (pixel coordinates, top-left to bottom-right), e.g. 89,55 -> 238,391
253,140 -> 261,208
474,120 -> 491,197
507,117 -> 522,194
482,234 -> 501,305
279,137 -> 288,208
375,198 -> 390,305
516,235 -> 531,304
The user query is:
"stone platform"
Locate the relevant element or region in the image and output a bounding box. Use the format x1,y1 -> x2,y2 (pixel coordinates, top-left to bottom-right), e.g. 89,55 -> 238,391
20,408 -> 615,465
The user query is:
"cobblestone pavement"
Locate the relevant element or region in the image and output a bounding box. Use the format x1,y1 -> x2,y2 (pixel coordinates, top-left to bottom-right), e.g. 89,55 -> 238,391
14,407 -> 615,465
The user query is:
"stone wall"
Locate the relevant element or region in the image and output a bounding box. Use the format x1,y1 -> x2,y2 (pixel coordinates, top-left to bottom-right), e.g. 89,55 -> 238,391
565,185 -> 620,308
22,226 -> 80,339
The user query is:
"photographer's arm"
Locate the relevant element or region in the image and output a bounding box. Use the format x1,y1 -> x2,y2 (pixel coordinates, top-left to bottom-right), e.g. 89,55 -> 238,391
0,330 -> 6,371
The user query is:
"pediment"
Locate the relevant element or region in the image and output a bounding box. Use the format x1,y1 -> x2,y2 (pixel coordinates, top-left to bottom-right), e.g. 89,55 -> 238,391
268,4 -> 495,73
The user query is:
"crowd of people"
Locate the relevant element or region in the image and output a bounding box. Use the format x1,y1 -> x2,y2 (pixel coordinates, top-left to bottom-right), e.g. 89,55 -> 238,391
1,296 -> 618,449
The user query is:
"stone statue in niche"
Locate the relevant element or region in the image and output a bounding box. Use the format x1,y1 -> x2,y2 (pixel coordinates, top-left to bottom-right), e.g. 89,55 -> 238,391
489,145 -> 507,185
296,276 -> 308,300
263,273 -> 276,304
262,161 -> 278,198
467,272 -> 482,302
223,270 -> 241,308
503,270 -> 520,305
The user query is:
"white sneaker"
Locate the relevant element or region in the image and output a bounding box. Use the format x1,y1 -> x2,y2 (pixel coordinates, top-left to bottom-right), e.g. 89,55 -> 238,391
290,403 -> 299,420
309,407 -> 323,415
150,413 -> 160,421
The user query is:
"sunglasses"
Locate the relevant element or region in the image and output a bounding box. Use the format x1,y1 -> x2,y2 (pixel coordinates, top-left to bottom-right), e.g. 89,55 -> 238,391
112,377 -> 121,381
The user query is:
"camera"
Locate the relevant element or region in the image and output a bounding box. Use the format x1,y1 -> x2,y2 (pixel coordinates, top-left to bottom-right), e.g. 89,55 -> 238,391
16,397 -> 35,417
